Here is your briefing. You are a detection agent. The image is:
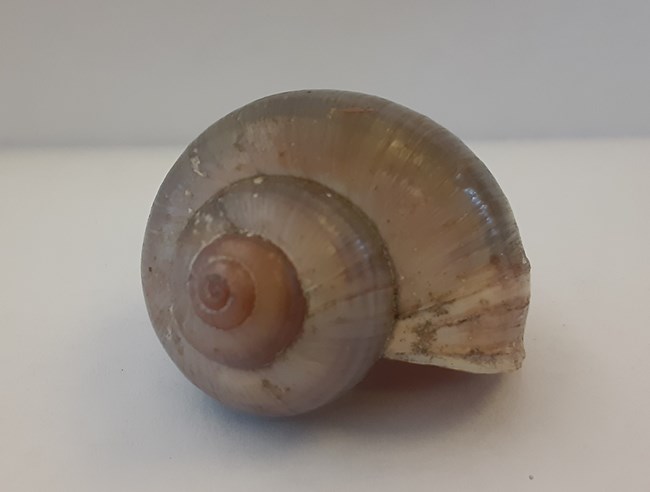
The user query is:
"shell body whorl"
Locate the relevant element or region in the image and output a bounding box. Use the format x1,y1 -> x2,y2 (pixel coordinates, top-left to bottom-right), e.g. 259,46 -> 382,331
142,90 -> 530,416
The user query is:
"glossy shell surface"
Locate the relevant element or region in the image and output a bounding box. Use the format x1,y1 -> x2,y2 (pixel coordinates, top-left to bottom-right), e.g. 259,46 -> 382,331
142,90 -> 530,415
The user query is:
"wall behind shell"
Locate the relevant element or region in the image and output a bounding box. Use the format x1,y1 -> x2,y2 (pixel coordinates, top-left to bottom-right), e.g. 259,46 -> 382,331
1,0 -> 649,146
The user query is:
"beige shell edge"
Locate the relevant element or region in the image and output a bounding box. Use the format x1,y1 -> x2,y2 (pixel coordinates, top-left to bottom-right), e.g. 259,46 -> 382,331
385,271 -> 528,373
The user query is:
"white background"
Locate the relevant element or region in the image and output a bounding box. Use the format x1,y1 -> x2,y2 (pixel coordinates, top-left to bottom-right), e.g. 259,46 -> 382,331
2,141 -> 649,490
2,2 -> 650,491
2,0 -> 650,146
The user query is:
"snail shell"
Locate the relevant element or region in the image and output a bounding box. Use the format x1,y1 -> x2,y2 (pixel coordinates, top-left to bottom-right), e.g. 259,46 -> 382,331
142,90 -> 530,416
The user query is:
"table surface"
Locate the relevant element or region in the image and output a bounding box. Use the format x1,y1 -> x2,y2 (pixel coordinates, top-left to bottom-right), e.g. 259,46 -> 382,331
1,139 -> 649,491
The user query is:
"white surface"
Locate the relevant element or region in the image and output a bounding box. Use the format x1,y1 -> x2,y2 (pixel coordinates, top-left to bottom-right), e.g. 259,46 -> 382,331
2,0 -> 650,146
1,139 -> 649,490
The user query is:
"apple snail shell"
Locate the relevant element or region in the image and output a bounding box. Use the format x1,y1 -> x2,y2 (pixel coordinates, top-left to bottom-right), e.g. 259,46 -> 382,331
142,90 -> 530,416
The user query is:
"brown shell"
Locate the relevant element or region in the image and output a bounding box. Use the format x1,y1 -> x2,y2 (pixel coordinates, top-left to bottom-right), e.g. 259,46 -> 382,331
142,90 -> 530,415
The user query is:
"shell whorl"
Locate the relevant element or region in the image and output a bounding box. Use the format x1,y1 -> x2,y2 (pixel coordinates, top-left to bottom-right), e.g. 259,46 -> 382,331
142,89 -> 531,415
183,233 -> 306,369
161,175 -> 396,414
